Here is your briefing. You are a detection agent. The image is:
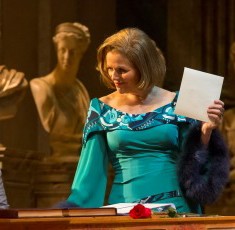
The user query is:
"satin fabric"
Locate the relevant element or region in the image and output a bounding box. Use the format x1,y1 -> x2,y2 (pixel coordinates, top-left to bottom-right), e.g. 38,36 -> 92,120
68,93 -> 201,213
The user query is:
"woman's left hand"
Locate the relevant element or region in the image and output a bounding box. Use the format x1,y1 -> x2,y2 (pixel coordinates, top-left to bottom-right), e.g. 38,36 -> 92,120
202,100 -> 224,132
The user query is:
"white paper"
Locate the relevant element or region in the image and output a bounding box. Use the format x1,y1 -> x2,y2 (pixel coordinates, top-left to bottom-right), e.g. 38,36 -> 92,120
102,203 -> 176,214
174,67 -> 224,122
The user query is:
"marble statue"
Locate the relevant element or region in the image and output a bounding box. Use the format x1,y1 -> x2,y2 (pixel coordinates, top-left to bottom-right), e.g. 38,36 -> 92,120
30,22 -> 90,161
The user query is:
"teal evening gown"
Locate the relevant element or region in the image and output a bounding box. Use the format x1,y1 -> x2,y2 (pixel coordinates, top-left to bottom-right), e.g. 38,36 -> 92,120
67,93 -> 201,213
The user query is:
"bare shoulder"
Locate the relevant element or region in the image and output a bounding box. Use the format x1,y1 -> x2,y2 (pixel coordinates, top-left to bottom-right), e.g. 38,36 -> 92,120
99,92 -> 116,105
154,87 -> 176,104
156,87 -> 176,100
162,88 -> 176,100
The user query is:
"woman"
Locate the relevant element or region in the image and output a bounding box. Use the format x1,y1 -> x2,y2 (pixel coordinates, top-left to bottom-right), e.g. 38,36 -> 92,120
30,22 -> 90,160
61,28 -> 229,213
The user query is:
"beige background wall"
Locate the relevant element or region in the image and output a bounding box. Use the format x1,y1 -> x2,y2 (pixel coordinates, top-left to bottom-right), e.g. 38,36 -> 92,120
0,0 -> 234,153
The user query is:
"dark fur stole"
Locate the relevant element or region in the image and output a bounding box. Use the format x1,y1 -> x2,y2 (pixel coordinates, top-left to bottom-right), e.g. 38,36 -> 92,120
178,122 -> 230,205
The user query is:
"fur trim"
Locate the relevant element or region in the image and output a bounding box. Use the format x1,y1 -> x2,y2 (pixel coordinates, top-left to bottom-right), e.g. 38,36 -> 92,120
178,122 -> 230,205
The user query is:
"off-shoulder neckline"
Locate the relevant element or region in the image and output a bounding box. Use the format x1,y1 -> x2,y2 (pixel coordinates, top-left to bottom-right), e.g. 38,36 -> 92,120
94,92 -> 178,116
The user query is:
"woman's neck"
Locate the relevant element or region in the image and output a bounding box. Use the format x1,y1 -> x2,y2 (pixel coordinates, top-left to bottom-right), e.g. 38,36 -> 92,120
119,86 -> 156,105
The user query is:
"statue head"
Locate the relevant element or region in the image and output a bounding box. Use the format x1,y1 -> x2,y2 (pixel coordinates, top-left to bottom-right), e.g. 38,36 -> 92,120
53,22 -> 90,54
52,22 -> 91,71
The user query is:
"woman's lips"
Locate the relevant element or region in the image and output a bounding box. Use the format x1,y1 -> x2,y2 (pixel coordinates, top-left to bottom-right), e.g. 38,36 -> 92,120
114,82 -> 123,87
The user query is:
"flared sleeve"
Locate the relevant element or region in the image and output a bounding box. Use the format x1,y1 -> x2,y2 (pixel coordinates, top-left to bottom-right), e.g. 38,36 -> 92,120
67,132 -> 109,207
67,99 -> 109,207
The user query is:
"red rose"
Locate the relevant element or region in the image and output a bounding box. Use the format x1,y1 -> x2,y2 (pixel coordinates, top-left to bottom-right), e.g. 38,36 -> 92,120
129,204 -> 152,219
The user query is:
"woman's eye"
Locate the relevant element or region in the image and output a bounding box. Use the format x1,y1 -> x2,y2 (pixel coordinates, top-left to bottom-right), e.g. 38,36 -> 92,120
107,68 -> 127,76
117,68 -> 127,74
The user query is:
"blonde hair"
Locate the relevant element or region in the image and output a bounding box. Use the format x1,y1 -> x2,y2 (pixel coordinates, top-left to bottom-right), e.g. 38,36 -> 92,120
53,22 -> 90,53
96,28 -> 166,90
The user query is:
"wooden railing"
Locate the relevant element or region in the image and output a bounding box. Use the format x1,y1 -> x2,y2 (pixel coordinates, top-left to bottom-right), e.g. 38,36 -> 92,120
1,215 -> 235,229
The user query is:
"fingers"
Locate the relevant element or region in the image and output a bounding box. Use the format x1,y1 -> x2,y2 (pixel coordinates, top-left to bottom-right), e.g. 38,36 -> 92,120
207,108 -> 224,119
208,100 -> 224,117
207,100 -> 224,127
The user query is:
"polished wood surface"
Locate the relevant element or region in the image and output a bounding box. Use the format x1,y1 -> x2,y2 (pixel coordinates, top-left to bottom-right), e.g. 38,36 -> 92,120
1,215 -> 235,229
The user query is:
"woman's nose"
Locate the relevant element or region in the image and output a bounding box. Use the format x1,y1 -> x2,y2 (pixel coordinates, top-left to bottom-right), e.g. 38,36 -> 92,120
112,71 -> 117,79
110,70 -> 120,80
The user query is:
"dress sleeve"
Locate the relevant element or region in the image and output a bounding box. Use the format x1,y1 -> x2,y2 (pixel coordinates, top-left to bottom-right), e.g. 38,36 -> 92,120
67,131 -> 109,208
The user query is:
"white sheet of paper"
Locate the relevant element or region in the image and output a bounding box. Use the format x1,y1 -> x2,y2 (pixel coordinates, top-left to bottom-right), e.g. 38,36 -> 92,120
102,203 -> 176,214
174,67 -> 224,122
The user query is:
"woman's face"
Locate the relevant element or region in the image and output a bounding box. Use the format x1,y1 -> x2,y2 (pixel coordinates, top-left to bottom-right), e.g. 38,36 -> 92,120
105,50 -> 140,94
56,36 -> 83,71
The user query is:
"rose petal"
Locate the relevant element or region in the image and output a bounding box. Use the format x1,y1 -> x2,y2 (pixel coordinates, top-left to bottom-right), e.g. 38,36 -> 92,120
129,204 -> 152,219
